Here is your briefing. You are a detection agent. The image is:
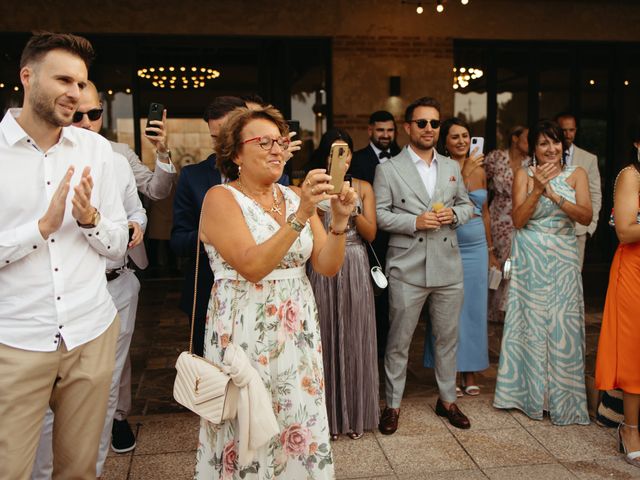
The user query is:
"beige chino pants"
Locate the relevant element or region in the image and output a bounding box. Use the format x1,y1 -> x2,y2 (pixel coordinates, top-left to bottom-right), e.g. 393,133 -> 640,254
0,316 -> 119,480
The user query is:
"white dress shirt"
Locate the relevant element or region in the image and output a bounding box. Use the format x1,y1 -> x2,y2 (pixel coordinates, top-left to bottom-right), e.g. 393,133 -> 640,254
0,109 -> 128,352
408,145 -> 438,198
369,142 -> 392,164
566,144 -> 575,166
107,152 -> 147,271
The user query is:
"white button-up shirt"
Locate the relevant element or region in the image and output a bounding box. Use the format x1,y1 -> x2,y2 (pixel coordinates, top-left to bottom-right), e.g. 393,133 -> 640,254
107,151 -> 147,271
0,109 -> 128,352
566,144 -> 575,166
369,142 -> 392,165
408,145 -> 438,198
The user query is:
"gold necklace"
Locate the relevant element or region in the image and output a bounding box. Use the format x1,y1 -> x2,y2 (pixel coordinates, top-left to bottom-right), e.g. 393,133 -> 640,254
236,179 -> 282,216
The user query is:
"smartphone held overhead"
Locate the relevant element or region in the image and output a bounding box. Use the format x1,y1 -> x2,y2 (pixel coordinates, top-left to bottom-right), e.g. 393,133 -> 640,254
146,102 -> 164,136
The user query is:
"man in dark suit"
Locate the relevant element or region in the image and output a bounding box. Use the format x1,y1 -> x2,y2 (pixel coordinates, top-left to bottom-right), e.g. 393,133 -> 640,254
350,110 -> 401,185
350,110 -> 401,357
170,96 -> 245,356
170,96 -> 290,356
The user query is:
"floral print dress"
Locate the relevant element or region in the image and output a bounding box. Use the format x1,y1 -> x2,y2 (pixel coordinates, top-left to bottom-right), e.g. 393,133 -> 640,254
485,150 -> 529,322
195,184 -> 334,480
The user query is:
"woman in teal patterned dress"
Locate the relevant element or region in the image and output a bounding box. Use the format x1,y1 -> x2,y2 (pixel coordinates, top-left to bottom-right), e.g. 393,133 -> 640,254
195,106 -> 356,479
493,120 -> 593,425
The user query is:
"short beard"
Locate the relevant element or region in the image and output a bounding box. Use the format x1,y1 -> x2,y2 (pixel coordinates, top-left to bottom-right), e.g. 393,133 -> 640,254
29,78 -> 72,128
372,137 -> 392,150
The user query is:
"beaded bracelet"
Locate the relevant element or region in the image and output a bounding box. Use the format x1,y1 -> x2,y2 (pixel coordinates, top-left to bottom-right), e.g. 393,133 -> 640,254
329,225 -> 347,235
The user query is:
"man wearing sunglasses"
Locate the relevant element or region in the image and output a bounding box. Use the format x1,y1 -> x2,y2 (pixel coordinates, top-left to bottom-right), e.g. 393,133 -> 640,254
32,80 -> 147,480
374,96 -> 474,434
70,86 -> 175,456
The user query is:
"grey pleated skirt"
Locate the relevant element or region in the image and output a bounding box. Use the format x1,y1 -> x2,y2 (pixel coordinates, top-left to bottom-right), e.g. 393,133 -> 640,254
307,217 -> 379,435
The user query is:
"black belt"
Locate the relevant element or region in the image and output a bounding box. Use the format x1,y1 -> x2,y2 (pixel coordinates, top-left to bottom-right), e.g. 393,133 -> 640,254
105,270 -> 121,282
105,261 -> 133,282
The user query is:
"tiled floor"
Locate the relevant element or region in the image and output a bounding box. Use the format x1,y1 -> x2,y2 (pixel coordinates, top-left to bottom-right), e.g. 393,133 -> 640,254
100,279 -> 640,479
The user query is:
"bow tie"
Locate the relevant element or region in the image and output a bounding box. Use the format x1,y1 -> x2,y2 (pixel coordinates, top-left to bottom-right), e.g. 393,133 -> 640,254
379,151 -> 392,159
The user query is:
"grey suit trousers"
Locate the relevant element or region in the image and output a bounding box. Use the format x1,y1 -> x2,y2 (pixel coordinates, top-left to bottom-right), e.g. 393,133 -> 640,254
385,278 -> 463,406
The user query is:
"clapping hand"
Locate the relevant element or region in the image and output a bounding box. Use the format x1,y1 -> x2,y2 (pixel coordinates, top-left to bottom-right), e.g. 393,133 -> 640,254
530,163 -> 559,195
38,166 -> 74,239
71,166 -> 96,224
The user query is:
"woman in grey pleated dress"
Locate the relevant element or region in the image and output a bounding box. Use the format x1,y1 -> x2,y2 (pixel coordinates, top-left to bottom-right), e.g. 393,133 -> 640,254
307,129 -> 379,440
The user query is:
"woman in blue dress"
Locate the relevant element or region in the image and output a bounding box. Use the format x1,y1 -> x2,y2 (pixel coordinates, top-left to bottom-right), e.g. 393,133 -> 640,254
493,120 -> 592,425
424,118 -> 498,395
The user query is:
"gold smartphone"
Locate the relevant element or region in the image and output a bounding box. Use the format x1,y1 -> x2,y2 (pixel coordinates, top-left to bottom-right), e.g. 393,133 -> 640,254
327,140 -> 349,194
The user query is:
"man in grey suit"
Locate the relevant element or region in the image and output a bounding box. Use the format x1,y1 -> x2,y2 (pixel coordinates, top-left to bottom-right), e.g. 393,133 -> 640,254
556,112 -> 601,267
374,97 -> 474,434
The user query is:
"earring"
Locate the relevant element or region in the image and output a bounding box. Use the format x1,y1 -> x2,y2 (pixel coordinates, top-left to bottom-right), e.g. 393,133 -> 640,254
238,164 -> 242,177
532,155 -> 537,167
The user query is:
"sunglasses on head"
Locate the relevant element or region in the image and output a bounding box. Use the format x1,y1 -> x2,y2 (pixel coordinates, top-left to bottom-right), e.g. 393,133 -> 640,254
72,108 -> 103,123
410,119 -> 441,129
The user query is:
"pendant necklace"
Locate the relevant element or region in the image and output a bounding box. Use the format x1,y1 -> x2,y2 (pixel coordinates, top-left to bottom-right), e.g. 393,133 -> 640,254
237,179 -> 282,216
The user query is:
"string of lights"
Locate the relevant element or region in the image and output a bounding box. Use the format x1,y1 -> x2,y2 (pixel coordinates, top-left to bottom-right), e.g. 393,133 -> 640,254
402,0 -> 469,15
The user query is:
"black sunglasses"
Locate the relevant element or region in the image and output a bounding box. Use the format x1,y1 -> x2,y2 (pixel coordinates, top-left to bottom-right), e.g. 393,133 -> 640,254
410,119 -> 441,129
72,108 -> 103,123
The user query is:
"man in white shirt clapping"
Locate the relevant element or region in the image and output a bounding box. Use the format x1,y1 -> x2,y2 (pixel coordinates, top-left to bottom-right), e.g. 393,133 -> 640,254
0,32 -> 127,479
31,80 -> 147,480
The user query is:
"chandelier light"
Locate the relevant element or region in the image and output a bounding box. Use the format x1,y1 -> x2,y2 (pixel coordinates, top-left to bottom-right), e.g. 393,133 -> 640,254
137,66 -> 221,89
452,67 -> 484,90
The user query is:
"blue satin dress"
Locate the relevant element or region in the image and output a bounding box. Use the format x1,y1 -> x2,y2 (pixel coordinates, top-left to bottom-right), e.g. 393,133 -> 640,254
424,189 -> 489,372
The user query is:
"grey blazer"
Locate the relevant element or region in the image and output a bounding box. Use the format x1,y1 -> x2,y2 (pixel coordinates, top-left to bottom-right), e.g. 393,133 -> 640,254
572,145 -> 601,237
374,148 -> 474,288
110,141 -> 176,201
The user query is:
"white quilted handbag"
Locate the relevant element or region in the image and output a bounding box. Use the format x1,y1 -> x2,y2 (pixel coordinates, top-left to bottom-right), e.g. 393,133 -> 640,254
174,352 -> 239,424
173,206 -> 239,424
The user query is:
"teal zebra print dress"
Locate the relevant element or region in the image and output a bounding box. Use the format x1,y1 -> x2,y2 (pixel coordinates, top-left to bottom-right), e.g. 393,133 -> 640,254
493,166 -> 590,425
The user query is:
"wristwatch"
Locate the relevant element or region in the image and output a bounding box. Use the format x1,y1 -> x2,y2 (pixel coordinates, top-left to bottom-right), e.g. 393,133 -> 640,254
286,214 -> 305,233
77,208 -> 101,229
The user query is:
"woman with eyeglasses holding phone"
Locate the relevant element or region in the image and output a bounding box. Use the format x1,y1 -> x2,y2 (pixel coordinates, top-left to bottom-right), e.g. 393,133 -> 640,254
307,129 -> 379,442
493,120 -> 592,425
194,107 -> 355,479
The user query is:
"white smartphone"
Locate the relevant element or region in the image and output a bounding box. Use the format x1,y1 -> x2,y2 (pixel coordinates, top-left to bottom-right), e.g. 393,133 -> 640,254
470,136 -> 484,155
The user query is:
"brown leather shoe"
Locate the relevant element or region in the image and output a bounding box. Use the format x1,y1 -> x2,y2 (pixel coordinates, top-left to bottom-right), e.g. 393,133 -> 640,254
435,398 -> 471,429
379,406 -> 400,435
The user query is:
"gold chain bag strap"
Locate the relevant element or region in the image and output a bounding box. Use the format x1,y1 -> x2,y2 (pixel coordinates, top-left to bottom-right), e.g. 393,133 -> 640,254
173,200 -> 239,424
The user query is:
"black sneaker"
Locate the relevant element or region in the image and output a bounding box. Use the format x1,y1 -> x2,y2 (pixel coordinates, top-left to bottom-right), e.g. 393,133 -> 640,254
111,418 -> 136,453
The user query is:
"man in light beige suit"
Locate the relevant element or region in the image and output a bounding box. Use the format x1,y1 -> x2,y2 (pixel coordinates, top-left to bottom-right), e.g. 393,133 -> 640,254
374,97 -> 474,434
556,113 -> 601,267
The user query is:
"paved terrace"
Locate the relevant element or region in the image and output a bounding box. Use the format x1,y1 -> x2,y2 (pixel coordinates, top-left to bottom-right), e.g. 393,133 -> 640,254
100,278 -> 640,479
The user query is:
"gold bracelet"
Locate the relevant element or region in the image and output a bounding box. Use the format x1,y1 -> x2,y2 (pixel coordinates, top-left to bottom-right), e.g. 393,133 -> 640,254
329,224 -> 347,235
